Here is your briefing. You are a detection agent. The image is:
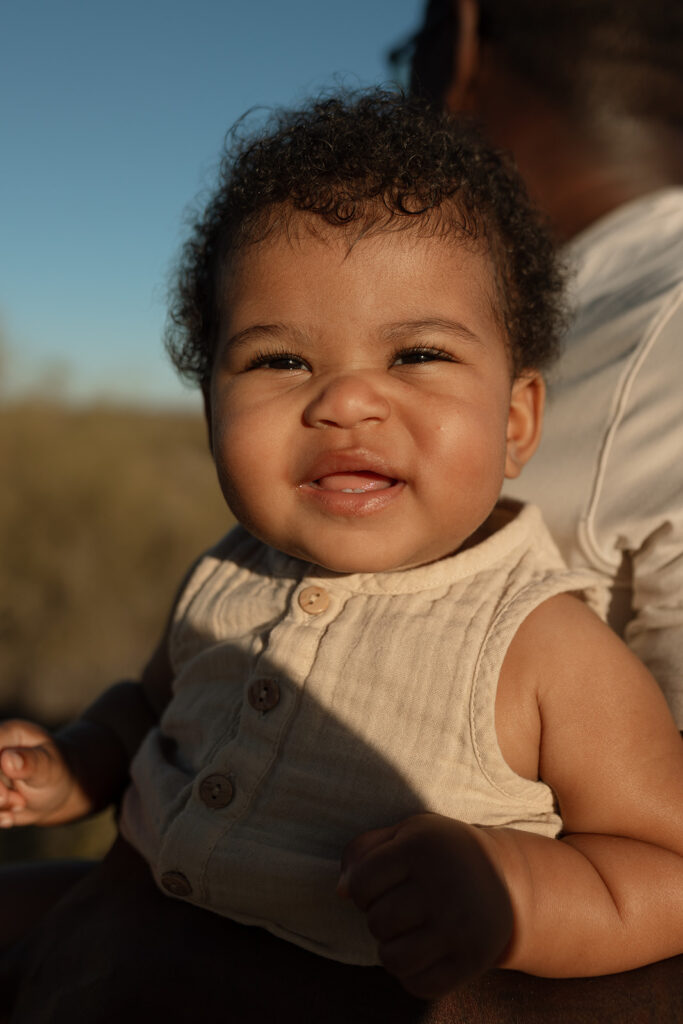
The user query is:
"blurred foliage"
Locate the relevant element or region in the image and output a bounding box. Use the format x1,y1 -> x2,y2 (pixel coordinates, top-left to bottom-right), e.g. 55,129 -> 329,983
0,399 -> 232,863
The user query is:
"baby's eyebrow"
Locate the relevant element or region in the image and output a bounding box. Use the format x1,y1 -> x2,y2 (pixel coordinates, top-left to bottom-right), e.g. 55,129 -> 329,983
223,322 -> 307,351
222,318 -> 483,353
382,317 -> 483,345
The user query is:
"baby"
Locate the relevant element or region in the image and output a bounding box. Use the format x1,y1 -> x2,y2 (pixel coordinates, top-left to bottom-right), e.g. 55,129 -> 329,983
1,92 -> 682,1008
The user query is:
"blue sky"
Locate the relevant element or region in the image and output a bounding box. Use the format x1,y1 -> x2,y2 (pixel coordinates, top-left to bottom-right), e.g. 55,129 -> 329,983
1,0 -> 425,408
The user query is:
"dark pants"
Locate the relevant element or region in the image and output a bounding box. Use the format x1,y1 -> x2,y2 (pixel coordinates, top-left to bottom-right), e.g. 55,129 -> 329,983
8,837 -> 683,1023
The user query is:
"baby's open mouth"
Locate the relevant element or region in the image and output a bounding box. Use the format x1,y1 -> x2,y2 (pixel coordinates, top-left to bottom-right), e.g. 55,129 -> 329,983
310,471 -> 397,494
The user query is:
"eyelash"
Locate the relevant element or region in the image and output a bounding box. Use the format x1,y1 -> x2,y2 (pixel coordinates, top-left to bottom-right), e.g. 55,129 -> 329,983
391,346 -> 456,365
246,349 -> 310,372
244,345 -> 457,372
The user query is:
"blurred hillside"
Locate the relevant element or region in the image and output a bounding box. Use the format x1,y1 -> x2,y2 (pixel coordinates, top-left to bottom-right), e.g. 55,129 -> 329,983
0,400 -> 230,721
0,399 -> 232,862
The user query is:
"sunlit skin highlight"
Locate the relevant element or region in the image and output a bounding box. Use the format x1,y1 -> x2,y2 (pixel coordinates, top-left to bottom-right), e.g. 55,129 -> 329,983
208,213 -> 542,574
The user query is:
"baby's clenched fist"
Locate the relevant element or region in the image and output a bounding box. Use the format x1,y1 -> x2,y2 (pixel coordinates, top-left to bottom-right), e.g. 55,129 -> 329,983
339,813 -> 513,999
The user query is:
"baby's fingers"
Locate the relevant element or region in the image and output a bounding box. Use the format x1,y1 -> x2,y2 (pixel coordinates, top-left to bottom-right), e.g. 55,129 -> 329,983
0,783 -> 25,812
0,776 -> 28,827
0,744 -> 59,788
340,829 -> 410,909
0,804 -> 25,827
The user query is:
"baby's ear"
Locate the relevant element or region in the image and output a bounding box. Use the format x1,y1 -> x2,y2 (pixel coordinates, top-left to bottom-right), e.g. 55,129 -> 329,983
504,372 -> 545,479
201,383 -> 214,455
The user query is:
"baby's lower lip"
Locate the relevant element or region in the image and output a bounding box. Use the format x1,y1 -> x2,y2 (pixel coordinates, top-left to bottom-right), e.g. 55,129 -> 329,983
311,471 -> 396,493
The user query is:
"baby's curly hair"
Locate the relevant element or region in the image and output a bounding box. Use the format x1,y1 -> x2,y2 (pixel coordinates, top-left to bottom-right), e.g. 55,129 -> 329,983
166,90 -> 565,387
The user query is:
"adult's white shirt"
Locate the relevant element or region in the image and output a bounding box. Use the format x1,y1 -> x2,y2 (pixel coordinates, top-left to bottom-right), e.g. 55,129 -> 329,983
506,189 -> 683,725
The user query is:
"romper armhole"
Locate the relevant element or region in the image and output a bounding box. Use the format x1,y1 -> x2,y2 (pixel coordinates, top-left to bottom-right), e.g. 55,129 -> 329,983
469,570 -> 602,822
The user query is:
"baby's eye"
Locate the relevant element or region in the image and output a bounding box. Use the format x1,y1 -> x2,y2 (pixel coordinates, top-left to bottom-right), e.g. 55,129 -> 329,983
247,351 -> 310,372
392,347 -> 454,366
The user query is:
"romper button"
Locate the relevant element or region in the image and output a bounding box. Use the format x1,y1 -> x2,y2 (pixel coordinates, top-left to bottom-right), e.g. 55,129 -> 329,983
161,871 -> 192,897
199,773 -> 234,809
298,586 -> 330,614
248,678 -> 280,712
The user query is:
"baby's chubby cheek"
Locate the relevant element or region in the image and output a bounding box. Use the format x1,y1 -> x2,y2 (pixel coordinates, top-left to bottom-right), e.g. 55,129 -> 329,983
213,452 -> 257,526
210,426 -> 290,542
434,414 -> 508,494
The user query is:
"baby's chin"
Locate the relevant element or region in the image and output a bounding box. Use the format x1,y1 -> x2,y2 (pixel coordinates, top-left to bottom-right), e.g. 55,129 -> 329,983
238,516 -> 468,575
268,537 -> 457,576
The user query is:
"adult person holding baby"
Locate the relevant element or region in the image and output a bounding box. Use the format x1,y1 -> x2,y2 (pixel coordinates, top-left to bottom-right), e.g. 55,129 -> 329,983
399,0 -> 683,726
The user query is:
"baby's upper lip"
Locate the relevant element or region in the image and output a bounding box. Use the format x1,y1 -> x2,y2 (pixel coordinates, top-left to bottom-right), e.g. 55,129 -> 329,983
301,449 -> 402,485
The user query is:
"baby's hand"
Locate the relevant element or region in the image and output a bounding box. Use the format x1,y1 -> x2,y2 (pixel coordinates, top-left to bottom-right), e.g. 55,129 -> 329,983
339,813 -> 513,999
0,720 -> 76,827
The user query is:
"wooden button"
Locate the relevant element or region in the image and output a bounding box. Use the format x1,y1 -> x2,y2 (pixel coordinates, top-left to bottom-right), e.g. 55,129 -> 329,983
248,678 -> 280,713
161,871 -> 192,897
298,586 -> 330,614
199,773 -> 234,809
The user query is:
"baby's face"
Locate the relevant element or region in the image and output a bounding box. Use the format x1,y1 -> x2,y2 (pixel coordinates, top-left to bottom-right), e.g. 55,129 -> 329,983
208,214 -> 541,573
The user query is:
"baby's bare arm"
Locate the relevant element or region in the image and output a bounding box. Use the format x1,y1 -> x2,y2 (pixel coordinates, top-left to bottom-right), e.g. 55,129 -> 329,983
342,594 -> 683,996
482,820 -> 683,976
490,593 -> 683,975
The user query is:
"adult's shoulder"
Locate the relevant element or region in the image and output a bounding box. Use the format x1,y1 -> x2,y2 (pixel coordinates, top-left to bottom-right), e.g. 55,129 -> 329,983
567,188 -> 683,308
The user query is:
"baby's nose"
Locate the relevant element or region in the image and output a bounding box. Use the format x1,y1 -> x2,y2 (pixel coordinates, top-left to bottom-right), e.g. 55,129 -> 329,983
303,374 -> 391,429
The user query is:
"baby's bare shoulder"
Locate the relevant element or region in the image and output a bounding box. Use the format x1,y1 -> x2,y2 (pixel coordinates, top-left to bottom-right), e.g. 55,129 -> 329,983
499,593 -> 683,845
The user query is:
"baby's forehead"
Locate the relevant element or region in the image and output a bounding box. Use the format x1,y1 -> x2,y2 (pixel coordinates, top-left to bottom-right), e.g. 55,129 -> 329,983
226,205 -> 499,287
220,209 -> 508,351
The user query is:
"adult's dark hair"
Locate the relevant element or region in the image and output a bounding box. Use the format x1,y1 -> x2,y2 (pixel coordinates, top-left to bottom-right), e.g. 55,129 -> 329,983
166,90 -> 565,388
399,0 -> 683,127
